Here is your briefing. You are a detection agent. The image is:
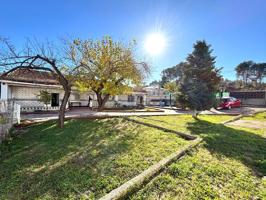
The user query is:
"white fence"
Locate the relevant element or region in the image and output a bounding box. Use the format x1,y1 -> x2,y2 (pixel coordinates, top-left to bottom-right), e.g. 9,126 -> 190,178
0,100 -> 20,142
91,100 -> 138,108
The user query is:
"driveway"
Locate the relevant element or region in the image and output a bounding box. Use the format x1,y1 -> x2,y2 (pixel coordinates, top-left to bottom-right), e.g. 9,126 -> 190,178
21,108 -> 179,121
21,106 -> 266,122
163,106 -> 266,115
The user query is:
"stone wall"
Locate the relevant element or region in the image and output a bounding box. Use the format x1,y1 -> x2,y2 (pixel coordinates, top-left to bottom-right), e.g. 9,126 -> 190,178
0,100 -> 20,142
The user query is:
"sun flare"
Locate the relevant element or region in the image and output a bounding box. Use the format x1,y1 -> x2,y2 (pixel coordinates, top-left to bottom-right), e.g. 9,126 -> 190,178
144,32 -> 166,56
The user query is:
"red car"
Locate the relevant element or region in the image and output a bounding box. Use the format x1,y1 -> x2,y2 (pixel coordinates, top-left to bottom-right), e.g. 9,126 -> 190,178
218,97 -> 241,110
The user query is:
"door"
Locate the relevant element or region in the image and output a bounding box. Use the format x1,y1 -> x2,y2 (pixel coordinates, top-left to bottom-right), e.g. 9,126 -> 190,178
51,93 -> 59,107
137,96 -> 143,105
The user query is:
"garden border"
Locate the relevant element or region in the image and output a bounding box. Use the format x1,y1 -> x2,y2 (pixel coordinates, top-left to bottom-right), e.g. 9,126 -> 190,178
222,114 -> 244,124
124,117 -> 196,140
222,109 -> 266,124
98,138 -> 202,200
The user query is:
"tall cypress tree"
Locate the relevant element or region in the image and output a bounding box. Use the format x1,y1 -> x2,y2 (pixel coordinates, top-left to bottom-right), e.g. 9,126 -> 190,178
177,40 -> 221,117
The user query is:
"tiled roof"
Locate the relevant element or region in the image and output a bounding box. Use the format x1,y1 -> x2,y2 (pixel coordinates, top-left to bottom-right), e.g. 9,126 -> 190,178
0,68 -> 59,85
133,88 -> 147,93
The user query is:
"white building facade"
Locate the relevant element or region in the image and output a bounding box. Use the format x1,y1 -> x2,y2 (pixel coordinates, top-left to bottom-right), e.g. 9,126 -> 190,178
0,68 -> 147,112
144,86 -> 171,106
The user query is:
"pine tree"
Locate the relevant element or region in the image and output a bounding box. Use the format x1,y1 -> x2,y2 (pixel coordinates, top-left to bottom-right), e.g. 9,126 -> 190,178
177,40 -> 221,117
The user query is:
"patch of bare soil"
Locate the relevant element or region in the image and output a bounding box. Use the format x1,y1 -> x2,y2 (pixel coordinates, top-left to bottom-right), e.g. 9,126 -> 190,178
228,119 -> 266,129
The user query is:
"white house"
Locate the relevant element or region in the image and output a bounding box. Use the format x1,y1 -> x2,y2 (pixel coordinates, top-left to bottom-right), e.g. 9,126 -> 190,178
0,67 -> 147,112
144,85 -> 171,106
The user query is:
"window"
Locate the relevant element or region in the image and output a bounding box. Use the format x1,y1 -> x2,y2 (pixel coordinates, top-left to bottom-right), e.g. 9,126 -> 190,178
221,98 -> 230,103
51,93 -> 59,107
128,95 -> 135,102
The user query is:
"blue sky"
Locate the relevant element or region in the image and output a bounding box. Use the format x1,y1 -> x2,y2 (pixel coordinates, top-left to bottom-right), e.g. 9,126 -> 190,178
1,0 -> 266,83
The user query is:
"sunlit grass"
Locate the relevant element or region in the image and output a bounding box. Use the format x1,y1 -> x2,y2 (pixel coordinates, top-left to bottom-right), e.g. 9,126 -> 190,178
129,114 -> 266,199
130,147 -> 264,200
130,114 -> 234,134
0,118 -> 188,199
242,111 -> 266,121
1,114 -> 265,199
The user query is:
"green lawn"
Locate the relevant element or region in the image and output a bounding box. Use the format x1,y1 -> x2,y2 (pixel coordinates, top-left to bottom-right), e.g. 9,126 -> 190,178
129,114 -> 266,199
130,115 -> 234,134
1,114 -> 265,199
0,118 -> 188,200
242,111 -> 266,121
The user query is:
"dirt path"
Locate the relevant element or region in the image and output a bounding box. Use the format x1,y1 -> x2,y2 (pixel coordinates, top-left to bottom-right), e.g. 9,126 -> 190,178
228,119 -> 266,129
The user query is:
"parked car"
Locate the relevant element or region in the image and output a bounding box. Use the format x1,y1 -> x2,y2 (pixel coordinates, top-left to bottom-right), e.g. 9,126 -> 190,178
218,97 -> 241,110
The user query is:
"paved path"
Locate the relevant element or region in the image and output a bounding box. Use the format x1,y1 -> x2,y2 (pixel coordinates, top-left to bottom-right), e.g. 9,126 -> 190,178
21,108 -> 178,121
228,119 -> 266,129
21,107 -> 266,122
162,106 -> 266,115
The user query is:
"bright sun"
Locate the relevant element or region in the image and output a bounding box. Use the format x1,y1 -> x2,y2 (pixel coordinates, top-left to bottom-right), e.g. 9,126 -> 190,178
144,32 -> 166,56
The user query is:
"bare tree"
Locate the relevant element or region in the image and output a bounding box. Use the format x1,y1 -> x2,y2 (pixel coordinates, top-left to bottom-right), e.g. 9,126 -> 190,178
0,38 -> 72,128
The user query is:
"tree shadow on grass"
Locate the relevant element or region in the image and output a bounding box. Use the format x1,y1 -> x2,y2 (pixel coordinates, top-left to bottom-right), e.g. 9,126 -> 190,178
186,119 -> 266,177
0,118 -> 145,199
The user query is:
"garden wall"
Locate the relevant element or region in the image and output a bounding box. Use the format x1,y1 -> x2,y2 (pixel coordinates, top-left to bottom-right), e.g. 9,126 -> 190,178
0,100 -> 20,142
230,91 -> 266,106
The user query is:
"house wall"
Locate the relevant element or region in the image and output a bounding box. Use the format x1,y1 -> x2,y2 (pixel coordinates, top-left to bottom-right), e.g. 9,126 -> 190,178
3,83 -> 147,111
230,91 -> 266,106
241,98 -> 266,106
144,86 -> 169,106
0,82 -> 8,99
11,86 -> 64,100
117,94 -> 147,107
69,92 -> 95,107
10,86 -> 64,111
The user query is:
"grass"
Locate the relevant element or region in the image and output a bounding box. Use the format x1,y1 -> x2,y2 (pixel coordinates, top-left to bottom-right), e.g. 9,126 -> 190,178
231,112 -> 266,136
1,113 -> 265,199
129,114 -> 266,199
130,147 -> 265,200
242,111 -> 266,121
0,118 -> 188,199
130,115 -> 234,134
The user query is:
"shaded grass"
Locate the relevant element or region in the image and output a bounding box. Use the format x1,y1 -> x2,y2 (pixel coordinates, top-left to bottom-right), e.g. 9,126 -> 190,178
0,118 -> 188,200
129,114 -> 266,199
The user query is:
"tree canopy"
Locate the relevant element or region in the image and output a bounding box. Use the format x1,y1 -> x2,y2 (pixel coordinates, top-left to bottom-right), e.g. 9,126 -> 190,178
177,40 -> 221,116
164,81 -> 178,94
67,36 -> 149,110
37,90 -> 51,110
0,38 -> 72,128
149,80 -> 161,87
160,62 -> 184,86
235,61 -> 266,88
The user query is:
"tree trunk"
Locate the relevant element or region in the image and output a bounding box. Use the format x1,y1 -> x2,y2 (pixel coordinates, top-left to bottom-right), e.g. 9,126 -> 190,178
170,94 -> 172,107
96,93 -> 110,111
192,110 -> 199,119
58,86 -> 71,128
259,78 -> 262,88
